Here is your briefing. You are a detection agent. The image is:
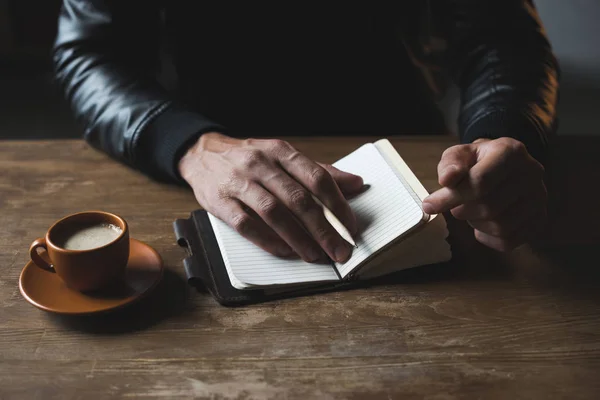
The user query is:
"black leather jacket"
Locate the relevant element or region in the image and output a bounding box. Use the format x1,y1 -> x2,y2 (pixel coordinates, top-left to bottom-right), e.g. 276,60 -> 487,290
53,1 -> 559,182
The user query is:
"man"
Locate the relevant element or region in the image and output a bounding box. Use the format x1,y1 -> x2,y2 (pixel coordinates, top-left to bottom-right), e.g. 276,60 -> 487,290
53,1 -> 558,263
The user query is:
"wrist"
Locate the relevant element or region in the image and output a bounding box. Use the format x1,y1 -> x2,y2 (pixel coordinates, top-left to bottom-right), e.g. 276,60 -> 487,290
461,110 -> 548,165
178,132 -> 232,183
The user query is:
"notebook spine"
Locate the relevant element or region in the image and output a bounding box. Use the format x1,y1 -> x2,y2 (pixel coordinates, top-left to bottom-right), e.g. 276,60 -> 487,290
173,214 -> 207,285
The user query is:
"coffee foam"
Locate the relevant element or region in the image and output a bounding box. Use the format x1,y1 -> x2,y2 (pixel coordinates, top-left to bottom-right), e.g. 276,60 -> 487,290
58,223 -> 123,251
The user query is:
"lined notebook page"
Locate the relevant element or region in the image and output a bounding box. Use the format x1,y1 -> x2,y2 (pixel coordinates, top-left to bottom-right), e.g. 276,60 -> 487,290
333,143 -> 424,278
207,213 -> 340,289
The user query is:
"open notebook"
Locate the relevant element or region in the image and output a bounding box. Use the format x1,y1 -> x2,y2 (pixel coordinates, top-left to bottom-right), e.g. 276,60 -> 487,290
178,139 -> 451,298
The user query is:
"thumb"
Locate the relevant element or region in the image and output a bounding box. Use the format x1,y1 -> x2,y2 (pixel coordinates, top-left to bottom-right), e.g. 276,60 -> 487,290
319,163 -> 364,195
436,144 -> 477,188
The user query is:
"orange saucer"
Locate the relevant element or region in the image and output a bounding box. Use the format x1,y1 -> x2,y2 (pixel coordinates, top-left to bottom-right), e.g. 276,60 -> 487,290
19,238 -> 163,315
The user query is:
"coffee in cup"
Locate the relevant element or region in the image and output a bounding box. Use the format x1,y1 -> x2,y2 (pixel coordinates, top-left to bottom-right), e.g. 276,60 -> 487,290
29,211 -> 130,291
57,223 -> 123,251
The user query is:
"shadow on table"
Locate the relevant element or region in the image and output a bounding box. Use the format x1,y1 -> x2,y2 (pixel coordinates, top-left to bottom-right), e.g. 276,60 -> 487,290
50,268 -> 189,334
371,212 -> 600,305
531,243 -> 600,304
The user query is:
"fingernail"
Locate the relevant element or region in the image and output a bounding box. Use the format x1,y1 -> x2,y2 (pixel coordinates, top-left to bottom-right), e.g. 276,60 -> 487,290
334,243 -> 351,263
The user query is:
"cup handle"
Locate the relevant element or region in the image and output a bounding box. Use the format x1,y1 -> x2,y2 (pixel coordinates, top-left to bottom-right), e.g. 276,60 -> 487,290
29,238 -> 54,272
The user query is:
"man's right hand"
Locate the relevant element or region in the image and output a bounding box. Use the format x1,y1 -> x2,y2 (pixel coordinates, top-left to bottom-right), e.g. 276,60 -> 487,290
178,133 -> 364,263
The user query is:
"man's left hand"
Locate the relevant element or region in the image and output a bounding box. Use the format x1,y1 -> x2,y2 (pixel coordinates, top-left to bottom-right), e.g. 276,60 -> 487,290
422,137 -> 547,251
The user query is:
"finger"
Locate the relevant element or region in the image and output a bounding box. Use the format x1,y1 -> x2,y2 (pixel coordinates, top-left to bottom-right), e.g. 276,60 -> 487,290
436,144 -> 476,187
424,161 -> 510,215
214,199 -> 295,258
451,181 -> 546,221
454,140 -> 543,204
423,186 -> 460,215
236,181 -> 326,263
459,139 -> 527,197
318,163 -> 364,196
260,169 -> 353,263
425,144 -> 476,213
278,150 -> 358,235
424,140 -> 534,214
474,211 -> 545,252
474,230 -> 522,252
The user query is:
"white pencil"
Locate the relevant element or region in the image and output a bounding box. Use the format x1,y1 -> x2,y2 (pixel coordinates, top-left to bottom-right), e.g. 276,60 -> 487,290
312,195 -> 357,248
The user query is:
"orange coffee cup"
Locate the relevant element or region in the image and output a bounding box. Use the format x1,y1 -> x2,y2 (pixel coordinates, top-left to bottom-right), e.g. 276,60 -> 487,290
29,211 -> 130,291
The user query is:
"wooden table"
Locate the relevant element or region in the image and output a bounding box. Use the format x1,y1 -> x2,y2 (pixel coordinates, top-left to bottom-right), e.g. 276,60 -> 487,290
1,137 -> 599,399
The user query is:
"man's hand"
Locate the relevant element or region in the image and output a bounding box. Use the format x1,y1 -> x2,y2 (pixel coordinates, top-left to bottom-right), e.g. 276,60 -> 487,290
179,133 -> 364,263
422,137 -> 547,251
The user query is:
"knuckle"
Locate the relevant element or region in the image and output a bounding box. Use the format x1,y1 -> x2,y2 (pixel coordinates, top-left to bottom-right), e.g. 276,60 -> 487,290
230,213 -> 253,235
442,144 -> 470,164
257,196 -> 279,218
216,172 -> 238,200
243,137 -> 258,146
511,140 -> 527,154
469,170 -> 488,196
242,149 -> 267,168
287,150 -> 303,162
288,189 -> 313,212
441,145 -> 460,160
441,147 -> 453,158
313,225 -> 333,242
220,171 -> 249,197
268,139 -> 291,153
216,184 -> 230,201
501,138 -> 526,156
308,167 -> 332,190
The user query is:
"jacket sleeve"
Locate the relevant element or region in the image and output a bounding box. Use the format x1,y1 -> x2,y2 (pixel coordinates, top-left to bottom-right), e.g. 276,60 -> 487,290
445,0 -> 559,164
53,0 -> 224,182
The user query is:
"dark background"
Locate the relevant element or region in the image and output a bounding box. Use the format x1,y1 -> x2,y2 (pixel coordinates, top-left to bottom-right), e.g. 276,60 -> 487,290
0,0 -> 78,140
0,0 -> 598,141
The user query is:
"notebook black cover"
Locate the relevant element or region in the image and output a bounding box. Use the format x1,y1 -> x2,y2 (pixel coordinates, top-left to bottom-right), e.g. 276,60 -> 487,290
173,210 -> 458,306
173,210 -> 361,306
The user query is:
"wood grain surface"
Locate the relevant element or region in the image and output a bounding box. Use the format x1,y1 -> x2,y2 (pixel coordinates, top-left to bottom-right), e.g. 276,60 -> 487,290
1,137 -> 599,400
